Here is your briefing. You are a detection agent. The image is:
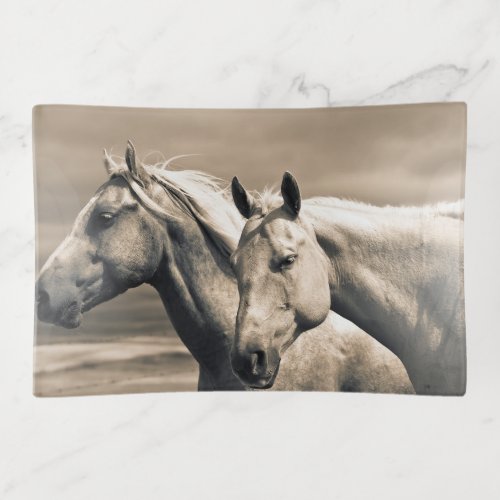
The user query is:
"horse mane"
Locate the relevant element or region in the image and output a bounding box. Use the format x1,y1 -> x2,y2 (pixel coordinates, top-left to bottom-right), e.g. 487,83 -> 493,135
257,189 -> 464,220
103,152 -> 244,258
102,149 -> 463,257
306,197 -> 464,219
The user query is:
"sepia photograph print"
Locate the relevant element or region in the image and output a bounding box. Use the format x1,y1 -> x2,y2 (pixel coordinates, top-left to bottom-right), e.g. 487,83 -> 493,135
33,103 -> 466,397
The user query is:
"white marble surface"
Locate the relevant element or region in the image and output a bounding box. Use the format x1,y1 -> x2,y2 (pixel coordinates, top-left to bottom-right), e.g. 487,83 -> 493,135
1,1 -> 500,498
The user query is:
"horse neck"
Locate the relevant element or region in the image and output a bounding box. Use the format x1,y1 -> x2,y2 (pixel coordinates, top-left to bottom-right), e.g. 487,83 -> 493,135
303,202 -> 464,360
149,212 -> 244,390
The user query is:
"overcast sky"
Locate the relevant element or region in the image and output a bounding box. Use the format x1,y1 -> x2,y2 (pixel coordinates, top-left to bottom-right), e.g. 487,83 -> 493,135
34,103 -> 466,343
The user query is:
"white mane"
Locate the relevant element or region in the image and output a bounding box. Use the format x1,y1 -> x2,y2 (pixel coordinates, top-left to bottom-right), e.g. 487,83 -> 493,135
102,150 -> 463,259
307,197 -> 464,219
257,188 -> 464,220
103,153 -> 244,257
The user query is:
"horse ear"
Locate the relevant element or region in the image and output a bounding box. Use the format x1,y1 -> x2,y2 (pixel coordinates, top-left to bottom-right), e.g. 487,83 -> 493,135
281,171 -> 301,216
125,140 -> 139,176
125,140 -> 148,184
103,149 -> 112,176
231,176 -> 255,219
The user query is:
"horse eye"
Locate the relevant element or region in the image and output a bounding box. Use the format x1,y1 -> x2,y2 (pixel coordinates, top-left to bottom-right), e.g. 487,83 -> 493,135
99,212 -> 116,225
280,255 -> 297,268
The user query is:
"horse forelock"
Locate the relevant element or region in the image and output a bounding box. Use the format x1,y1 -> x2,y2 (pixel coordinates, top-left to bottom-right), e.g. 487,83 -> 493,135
256,188 -> 282,215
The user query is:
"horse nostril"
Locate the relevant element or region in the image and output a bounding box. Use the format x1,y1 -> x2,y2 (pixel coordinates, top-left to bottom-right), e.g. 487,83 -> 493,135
231,346 -> 269,382
250,350 -> 267,375
256,350 -> 266,367
248,352 -> 258,372
37,289 -> 49,306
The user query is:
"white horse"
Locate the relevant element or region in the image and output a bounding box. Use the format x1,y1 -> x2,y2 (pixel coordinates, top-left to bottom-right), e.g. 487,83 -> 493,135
230,172 -> 465,395
36,143 -> 414,393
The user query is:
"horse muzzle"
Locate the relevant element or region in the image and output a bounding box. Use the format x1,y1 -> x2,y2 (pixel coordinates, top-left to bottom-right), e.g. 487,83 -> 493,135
231,344 -> 281,389
36,283 -> 83,329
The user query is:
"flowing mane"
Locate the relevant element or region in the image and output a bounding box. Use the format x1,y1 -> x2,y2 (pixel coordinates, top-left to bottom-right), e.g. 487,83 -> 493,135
257,189 -> 464,220
103,152 -> 243,257
306,197 -> 464,219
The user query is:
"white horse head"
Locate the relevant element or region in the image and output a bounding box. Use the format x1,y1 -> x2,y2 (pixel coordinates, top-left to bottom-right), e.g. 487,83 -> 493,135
229,172 -> 331,388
